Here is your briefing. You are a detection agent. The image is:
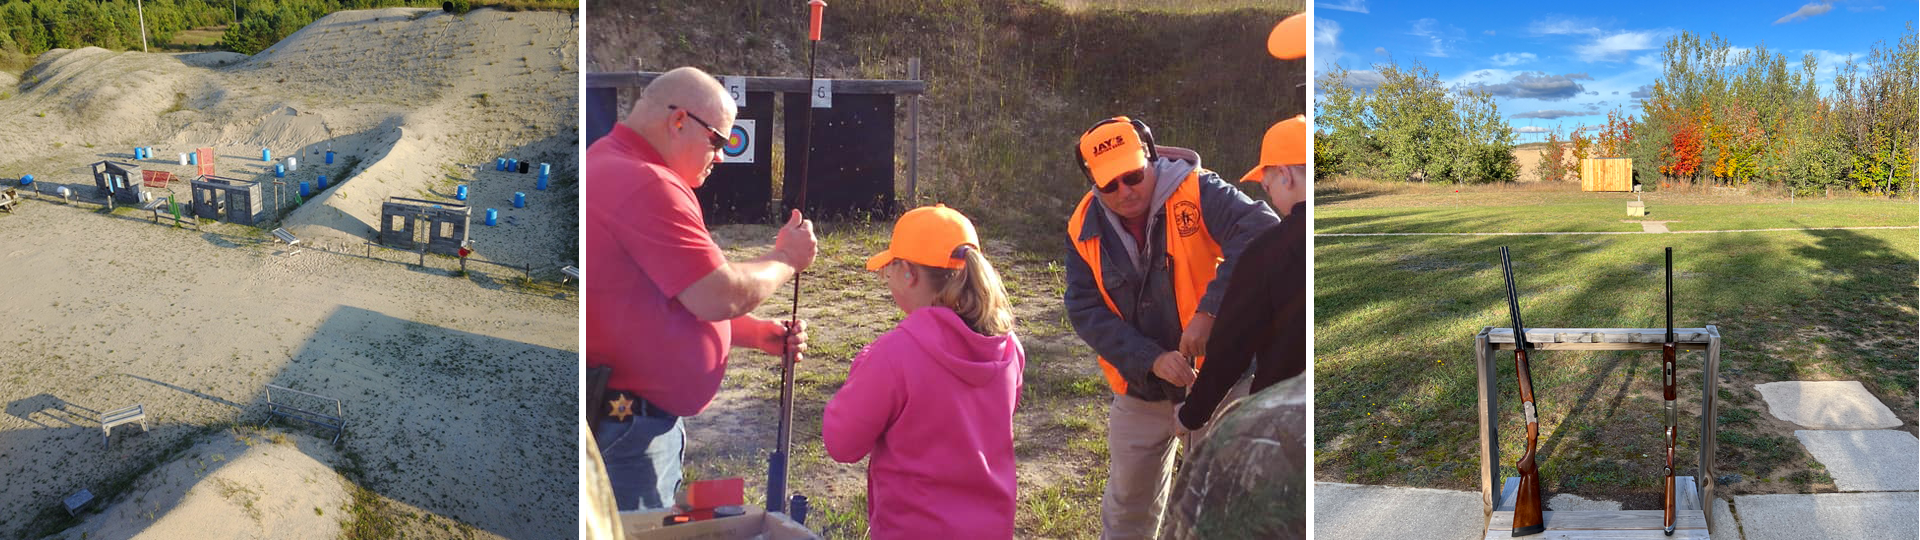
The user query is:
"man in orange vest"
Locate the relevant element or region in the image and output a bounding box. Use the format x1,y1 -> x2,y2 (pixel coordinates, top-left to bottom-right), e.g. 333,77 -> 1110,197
1065,116 -> 1280,538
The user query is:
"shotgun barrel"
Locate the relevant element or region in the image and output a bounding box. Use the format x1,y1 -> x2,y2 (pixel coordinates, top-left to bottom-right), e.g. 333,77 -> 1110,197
1501,247 -> 1546,537
1663,247 -> 1677,535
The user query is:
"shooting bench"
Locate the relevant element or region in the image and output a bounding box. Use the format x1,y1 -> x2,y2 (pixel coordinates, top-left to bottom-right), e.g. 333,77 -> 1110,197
271,228 -> 303,255
100,404 -> 148,449
1474,326 -> 1723,538
263,384 -> 346,444
561,265 -> 580,283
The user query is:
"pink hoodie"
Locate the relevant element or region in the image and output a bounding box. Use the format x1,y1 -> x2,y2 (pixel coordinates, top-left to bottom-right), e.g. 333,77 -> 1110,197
823,306 -> 1026,539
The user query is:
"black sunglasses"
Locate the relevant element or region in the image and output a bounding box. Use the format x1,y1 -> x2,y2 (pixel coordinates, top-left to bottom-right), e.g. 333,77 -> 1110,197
668,104 -> 728,151
1097,169 -> 1147,194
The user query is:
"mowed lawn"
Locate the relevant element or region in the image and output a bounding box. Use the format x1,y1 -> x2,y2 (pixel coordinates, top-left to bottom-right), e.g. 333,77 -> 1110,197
1317,181 -> 1918,234
1314,183 -> 1918,507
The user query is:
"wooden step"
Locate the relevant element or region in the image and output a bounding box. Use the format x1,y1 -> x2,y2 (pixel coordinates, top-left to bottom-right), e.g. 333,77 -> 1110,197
1487,510 -> 1708,539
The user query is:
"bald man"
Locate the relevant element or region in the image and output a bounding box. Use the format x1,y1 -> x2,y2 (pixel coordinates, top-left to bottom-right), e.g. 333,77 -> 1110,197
584,66 -> 817,511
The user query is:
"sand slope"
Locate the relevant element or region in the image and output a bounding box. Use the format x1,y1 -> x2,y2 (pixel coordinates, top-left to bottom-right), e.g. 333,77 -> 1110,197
50,429 -> 349,540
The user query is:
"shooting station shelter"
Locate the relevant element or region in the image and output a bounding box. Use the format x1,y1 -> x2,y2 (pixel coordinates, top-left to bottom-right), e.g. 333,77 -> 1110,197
1581,158 -> 1633,192
91,161 -> 145,205
190,175 -> 267,225
586,68 -> 926,223
379,197 -> 470,256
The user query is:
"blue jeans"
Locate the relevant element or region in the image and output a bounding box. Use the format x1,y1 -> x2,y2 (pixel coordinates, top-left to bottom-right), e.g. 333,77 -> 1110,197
595,414 -> 684,511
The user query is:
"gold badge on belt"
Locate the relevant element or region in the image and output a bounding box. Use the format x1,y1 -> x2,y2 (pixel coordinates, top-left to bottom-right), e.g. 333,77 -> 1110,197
609,394 -> 635,421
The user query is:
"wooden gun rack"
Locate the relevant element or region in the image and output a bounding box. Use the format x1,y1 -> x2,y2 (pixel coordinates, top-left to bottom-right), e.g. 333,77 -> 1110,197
1474,326 -> 1724,538
264,384 -> 347,444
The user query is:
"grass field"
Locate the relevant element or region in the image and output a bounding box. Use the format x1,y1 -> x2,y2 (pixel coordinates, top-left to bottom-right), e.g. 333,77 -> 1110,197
1314,182 -> 1918,507
681,220 -> 1112,538
1317,179 -> 1920,234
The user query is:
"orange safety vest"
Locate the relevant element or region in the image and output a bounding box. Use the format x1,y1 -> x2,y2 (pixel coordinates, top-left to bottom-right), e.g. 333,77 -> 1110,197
1066,169 -> 1224,395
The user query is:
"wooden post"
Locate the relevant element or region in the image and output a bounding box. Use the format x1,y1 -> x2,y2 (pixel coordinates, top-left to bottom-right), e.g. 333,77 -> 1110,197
1475,327 -> 1499,514
907,57 -> 920,208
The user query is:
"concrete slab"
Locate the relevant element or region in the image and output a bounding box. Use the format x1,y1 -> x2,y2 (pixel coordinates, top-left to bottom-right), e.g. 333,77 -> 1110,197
1755,381 -> 1902,429
1711,498 -> 1739,540
1793,430 -> 1920,491
1733,492 -> 1919,540
1314,483 -> 1487,540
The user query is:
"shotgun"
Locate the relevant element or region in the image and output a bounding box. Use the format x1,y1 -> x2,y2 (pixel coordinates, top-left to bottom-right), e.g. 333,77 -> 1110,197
1663,247 -> 1677,535
1500,247 -> 1545,537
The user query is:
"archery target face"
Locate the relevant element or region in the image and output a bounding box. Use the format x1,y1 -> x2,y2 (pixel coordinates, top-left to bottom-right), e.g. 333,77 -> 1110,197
722,120 -> 754,163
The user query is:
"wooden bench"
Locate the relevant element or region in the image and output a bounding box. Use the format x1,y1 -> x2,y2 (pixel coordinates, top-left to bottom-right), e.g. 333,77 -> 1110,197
143,197 -> 169,222
63,489 -> 94,516
0,188 -> 17,213
561,265 -> 580,283
100,404 -> 148,449
271,228 -> 304,255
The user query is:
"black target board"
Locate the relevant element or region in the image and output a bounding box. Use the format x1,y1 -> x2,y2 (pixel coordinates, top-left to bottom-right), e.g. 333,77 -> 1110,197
782,92 -> 896,220
585,87 -> 619,146
695,91 -> 775,224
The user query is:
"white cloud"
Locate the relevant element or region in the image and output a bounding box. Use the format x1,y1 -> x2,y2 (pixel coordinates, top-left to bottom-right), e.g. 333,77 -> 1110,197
1529,17 -> 1602,36
1346,70 -> 1387,90
1409,18 -> 1454,57
1578,31 -> 1665,62
1515,126 -> 1549,134
1775,2 -> 1834,24
1316,18 -> 1344,76
1485,30 -> 1496,36
1491,52 -> 1538,66
1374,46 -> 1388,55
1319,0 -> 1369,14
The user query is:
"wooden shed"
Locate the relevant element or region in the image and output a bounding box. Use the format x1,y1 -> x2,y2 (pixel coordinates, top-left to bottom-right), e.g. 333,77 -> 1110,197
190,175 -> 267,225
380,198 -> 470,256
1580,158 -> 1633,192
91,161 -> 145,205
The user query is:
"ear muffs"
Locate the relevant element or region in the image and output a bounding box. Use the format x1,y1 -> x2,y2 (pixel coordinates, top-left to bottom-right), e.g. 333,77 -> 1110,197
1073,117 -> 1159,186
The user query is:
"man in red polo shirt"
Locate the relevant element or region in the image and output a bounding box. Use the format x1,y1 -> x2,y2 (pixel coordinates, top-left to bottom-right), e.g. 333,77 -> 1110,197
584,66 -> 817,511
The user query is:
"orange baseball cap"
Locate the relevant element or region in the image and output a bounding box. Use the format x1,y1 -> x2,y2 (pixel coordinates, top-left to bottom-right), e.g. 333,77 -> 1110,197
1241,114 -> 1308,183
1271,14 -> 1306,60
1077,117 -> 1151,190
865,204 -> 980,271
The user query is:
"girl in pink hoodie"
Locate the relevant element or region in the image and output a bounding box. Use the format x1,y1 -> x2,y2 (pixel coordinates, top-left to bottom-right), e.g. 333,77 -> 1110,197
824,204 -> 1026,539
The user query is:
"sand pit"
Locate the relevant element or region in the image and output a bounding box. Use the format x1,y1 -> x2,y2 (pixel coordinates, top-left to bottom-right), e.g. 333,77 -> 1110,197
0,7 -> 577,540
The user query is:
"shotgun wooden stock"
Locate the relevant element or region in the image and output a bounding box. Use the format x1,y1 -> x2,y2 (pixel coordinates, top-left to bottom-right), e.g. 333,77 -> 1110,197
1501,247 -> 1545,537
1663,247 -> 1677,535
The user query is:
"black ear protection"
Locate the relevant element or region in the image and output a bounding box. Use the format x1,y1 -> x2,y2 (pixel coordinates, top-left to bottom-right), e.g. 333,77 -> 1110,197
1073,116 -> 1158,185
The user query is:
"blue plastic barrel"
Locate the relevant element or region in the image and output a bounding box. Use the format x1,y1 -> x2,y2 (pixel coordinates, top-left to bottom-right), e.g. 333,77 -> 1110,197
536,173 -> 548,191
275,164 -> 285,178
513,192 -> 526,208
509,159 -> 520,173
132,147 -> 141,159
188,152 -> 197,165
317,175 -> 328,189
262,148 -> 272,162
19,174 -> 32,186
496,158 -> 506,171
456,184 -> 468,201
325,151 -> 336,165
300,181 -> 311,198
485,208 -> 498,226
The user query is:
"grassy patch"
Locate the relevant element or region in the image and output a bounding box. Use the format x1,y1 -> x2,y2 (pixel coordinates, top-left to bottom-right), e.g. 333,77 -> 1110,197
1314,193 -> 1918,504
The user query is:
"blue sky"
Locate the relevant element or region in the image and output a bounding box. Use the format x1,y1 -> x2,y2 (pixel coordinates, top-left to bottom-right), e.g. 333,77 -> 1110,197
1314,0 -> 1917,142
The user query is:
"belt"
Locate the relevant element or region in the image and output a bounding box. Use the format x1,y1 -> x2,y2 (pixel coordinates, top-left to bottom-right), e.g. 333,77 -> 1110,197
601,390 -> 676,422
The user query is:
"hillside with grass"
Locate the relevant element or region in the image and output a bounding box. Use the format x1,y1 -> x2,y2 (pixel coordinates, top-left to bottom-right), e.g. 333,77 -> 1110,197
587,1 -> 1300,537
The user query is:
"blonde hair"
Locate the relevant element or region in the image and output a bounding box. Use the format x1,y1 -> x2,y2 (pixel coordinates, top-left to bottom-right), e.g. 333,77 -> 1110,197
898,246 -> 1015,336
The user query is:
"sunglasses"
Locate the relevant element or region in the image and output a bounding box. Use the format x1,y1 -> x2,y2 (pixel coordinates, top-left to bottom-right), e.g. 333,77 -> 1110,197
668,104 -> 728,151
1097,169 -> 1147,194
